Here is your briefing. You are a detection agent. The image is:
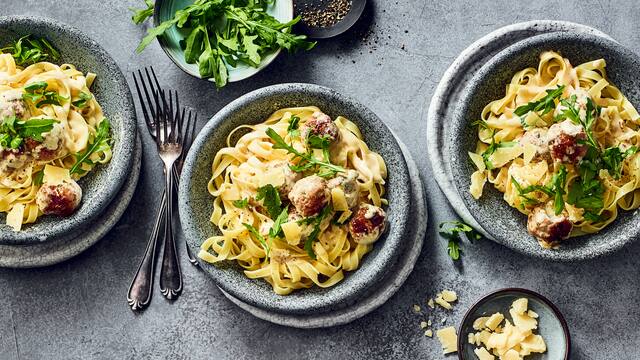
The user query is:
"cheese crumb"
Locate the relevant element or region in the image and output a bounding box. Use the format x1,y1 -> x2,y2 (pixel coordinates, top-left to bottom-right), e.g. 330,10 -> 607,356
474,347 -> 495,360
436,327 -> 458,354
441,317 -> 447,324
427,319 -> 432,326
420,321 -> 428,329
427,298 -> 435,309
485,312 -> 505,330
413,304 -> 421,313
434,290 -> 458,310
424,329 -> 433,337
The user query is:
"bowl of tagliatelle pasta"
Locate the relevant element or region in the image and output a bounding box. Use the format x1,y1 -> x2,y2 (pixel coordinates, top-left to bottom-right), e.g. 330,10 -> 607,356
178,83 -> 412,314
0,16 -> 137,243
449,31 -> 640,260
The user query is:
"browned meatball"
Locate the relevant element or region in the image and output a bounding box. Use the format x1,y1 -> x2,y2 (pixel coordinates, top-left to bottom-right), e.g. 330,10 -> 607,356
527,205 -> 572,245
36,180 -> 82,216
288,175 -> 330,217
348,204 -> 387,244
518,128 -> 550,160
301,112 -> 339,143
547,120 -> 588,164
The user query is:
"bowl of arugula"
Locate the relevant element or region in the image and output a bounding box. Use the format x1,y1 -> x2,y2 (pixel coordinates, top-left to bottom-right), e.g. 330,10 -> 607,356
178,83 -> 413,314
448,31 -> 640,261
132,0 -> 315,89
0,16 -> 137,244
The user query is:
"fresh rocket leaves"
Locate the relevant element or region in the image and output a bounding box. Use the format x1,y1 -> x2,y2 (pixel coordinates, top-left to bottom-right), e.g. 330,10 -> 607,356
72,92 -> 92,108
510,166 -> 566,215
23,81 -> 67,108
0,35 -> 60,66
514,85 -> 565,118
266,127 -> 345,178
602,146 -> 638,180
69,119 -> 111,175
438,221 -> 482,261
232,198 -> 249,208
0,115 -> 58,149
134,0 -> 316,89
269,206 -> 289,239
130,0 -> 155,25
255,184 -> 283,220
302,205 -> 332,259
480,131 -> 517,170
287,115 -> 300,137
556,95 -> 601,150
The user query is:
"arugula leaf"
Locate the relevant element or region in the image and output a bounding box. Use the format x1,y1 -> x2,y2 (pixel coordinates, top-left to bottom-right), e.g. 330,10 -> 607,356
255,184 -> 282,220
33,170 -> 44,186
602,146 -> 638,179
550,165 -> 568,215
130,0 -> 155,25
268,206 -> 289,239
287,116 -> 300,138
0,35 -> 60,66
69,119 -> 111,175
232,198 -> 249,208
302,205 -> 332,259
510,176 -> 553,206
514,85 -> 565,117
0,116 -> 58,149
438,221 -> 482,261
243,223 -> 269,257
266,127 -> 344,178
22,81 -> 67,108
184,25 -> 206,64
480,131 -> 517,170
72,92 -> 92,108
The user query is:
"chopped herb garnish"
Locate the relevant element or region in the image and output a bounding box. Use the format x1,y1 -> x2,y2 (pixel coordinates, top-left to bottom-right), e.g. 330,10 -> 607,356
266,127 -> 344,178
268,206 -> 289,239
287,116 -> 300,138
255,184 -> 283,220
22,81 -> 67,108
602,146 -> 638,180
242,223 -> 269,257
514,85 -> 565,117
72,92 -> 92,108
232,198 -> 249,208
129,0 -> 155,25
480,131 -> 517,170
550,165 -> 568,215
0,35 -> 60,66
69,119 -> 111,175
438,221 -> 482,261
302,205 -> 332,259
0,116 -> 58,149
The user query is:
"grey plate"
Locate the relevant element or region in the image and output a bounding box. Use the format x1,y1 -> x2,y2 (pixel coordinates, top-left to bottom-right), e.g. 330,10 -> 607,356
458,288 -> 570,360
220,137 -> 426,328
0,16 -> 137,244
426,21 -> 613,240
450,31 -> 640,261
0,135 -> 141,268
179,83 -> 411,315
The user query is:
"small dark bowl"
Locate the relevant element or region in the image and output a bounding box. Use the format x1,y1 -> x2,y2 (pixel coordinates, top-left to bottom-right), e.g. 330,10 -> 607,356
450,31 -> 640,261
294,0 -> 367,39
0,16 -> 136,244
458,288 -> 571,360
178,83 -> 411,315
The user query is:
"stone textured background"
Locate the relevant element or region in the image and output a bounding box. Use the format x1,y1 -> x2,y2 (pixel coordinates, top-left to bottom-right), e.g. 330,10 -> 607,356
1,0 -> 639,359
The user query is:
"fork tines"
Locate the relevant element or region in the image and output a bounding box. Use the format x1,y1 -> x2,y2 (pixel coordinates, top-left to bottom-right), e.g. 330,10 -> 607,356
132,66 -> 163,130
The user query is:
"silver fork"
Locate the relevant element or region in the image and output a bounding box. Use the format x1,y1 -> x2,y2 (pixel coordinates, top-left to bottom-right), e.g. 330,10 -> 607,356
154,88 -> 186,300
132,67 -> 198,265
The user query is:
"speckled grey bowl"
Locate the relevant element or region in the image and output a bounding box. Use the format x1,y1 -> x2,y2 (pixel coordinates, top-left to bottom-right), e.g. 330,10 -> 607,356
450,31 -> 640,261
179,83 -> 411,315
0,16 -> 136,244
458,288 -> 570,360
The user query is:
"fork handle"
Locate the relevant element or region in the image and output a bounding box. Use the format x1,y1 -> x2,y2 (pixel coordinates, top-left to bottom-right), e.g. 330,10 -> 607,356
127,192 -> 165,311
171,166 -> 198,266
160,164 -> 183,300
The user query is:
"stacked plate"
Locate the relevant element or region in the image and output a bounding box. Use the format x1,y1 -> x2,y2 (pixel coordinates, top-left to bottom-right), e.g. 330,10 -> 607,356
0,16 -> 141,268
178,84 -> 428,328
427,20 -> 640,261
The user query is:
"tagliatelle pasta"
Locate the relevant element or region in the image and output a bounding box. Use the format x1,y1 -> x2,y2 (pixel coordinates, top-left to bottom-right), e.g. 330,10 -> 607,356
0,53 -> 111,230
198,106 -> 388,295
469,51 -> 640,248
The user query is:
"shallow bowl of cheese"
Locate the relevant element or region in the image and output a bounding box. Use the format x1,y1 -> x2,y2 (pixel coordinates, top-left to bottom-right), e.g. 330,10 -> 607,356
450,31 -> 640,260
457,288 -> 570,360
178,83 -> 412,315
0,16 -> 136,244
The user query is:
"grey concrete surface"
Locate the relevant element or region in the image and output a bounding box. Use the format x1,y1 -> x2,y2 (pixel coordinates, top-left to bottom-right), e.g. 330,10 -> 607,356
1,0 -> 639,359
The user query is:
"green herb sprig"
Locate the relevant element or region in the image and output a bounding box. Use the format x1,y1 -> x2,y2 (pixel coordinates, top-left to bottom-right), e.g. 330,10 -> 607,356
301,205 -> 332,259
69,119 -> 111,175
72,92 -> 92,108
514,85 -> 565,118
0,115 -> 58,149
480,130 -> 517,170
255,184 -> 283,220
265,127 -> 344,178
232,198 -> 249,208
242,223 -> 270,257
438,221 -> 482,261
0,35 -> 60,66
23,81 -> 67,108
134,0 -> 316,89
130,0 -> 155,25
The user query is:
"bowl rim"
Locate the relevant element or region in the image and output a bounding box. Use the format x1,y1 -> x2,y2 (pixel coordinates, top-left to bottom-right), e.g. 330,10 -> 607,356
178,82 -> 411,313
451,30 -> 640,260
457,287 -> 571,360
0,15 -> 136,243
152,0 -> 293,83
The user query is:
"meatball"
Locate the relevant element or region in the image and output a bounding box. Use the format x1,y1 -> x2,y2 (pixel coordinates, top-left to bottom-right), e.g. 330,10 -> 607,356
518,128 -> 550,160
527,205 -> 572,245
288,175 -> 330,217
327,169 -> 360,209
36,180 -> 83,216
348,204 -> 387,245
265,160 -> 301,199
300,112 -> 339,143
0,89 -> 29,119
547,120 -> 588,163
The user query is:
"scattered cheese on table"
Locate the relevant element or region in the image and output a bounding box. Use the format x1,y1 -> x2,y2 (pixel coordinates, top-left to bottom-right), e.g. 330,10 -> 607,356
435,290 -> 458,310
420,321 -> 428,329
436,327 -> 458,354
425,329 -> 433,337
428,320 -> 432,326
467,298 -> 547,359
413,304 -> 421,313
427,298 -> 435,309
